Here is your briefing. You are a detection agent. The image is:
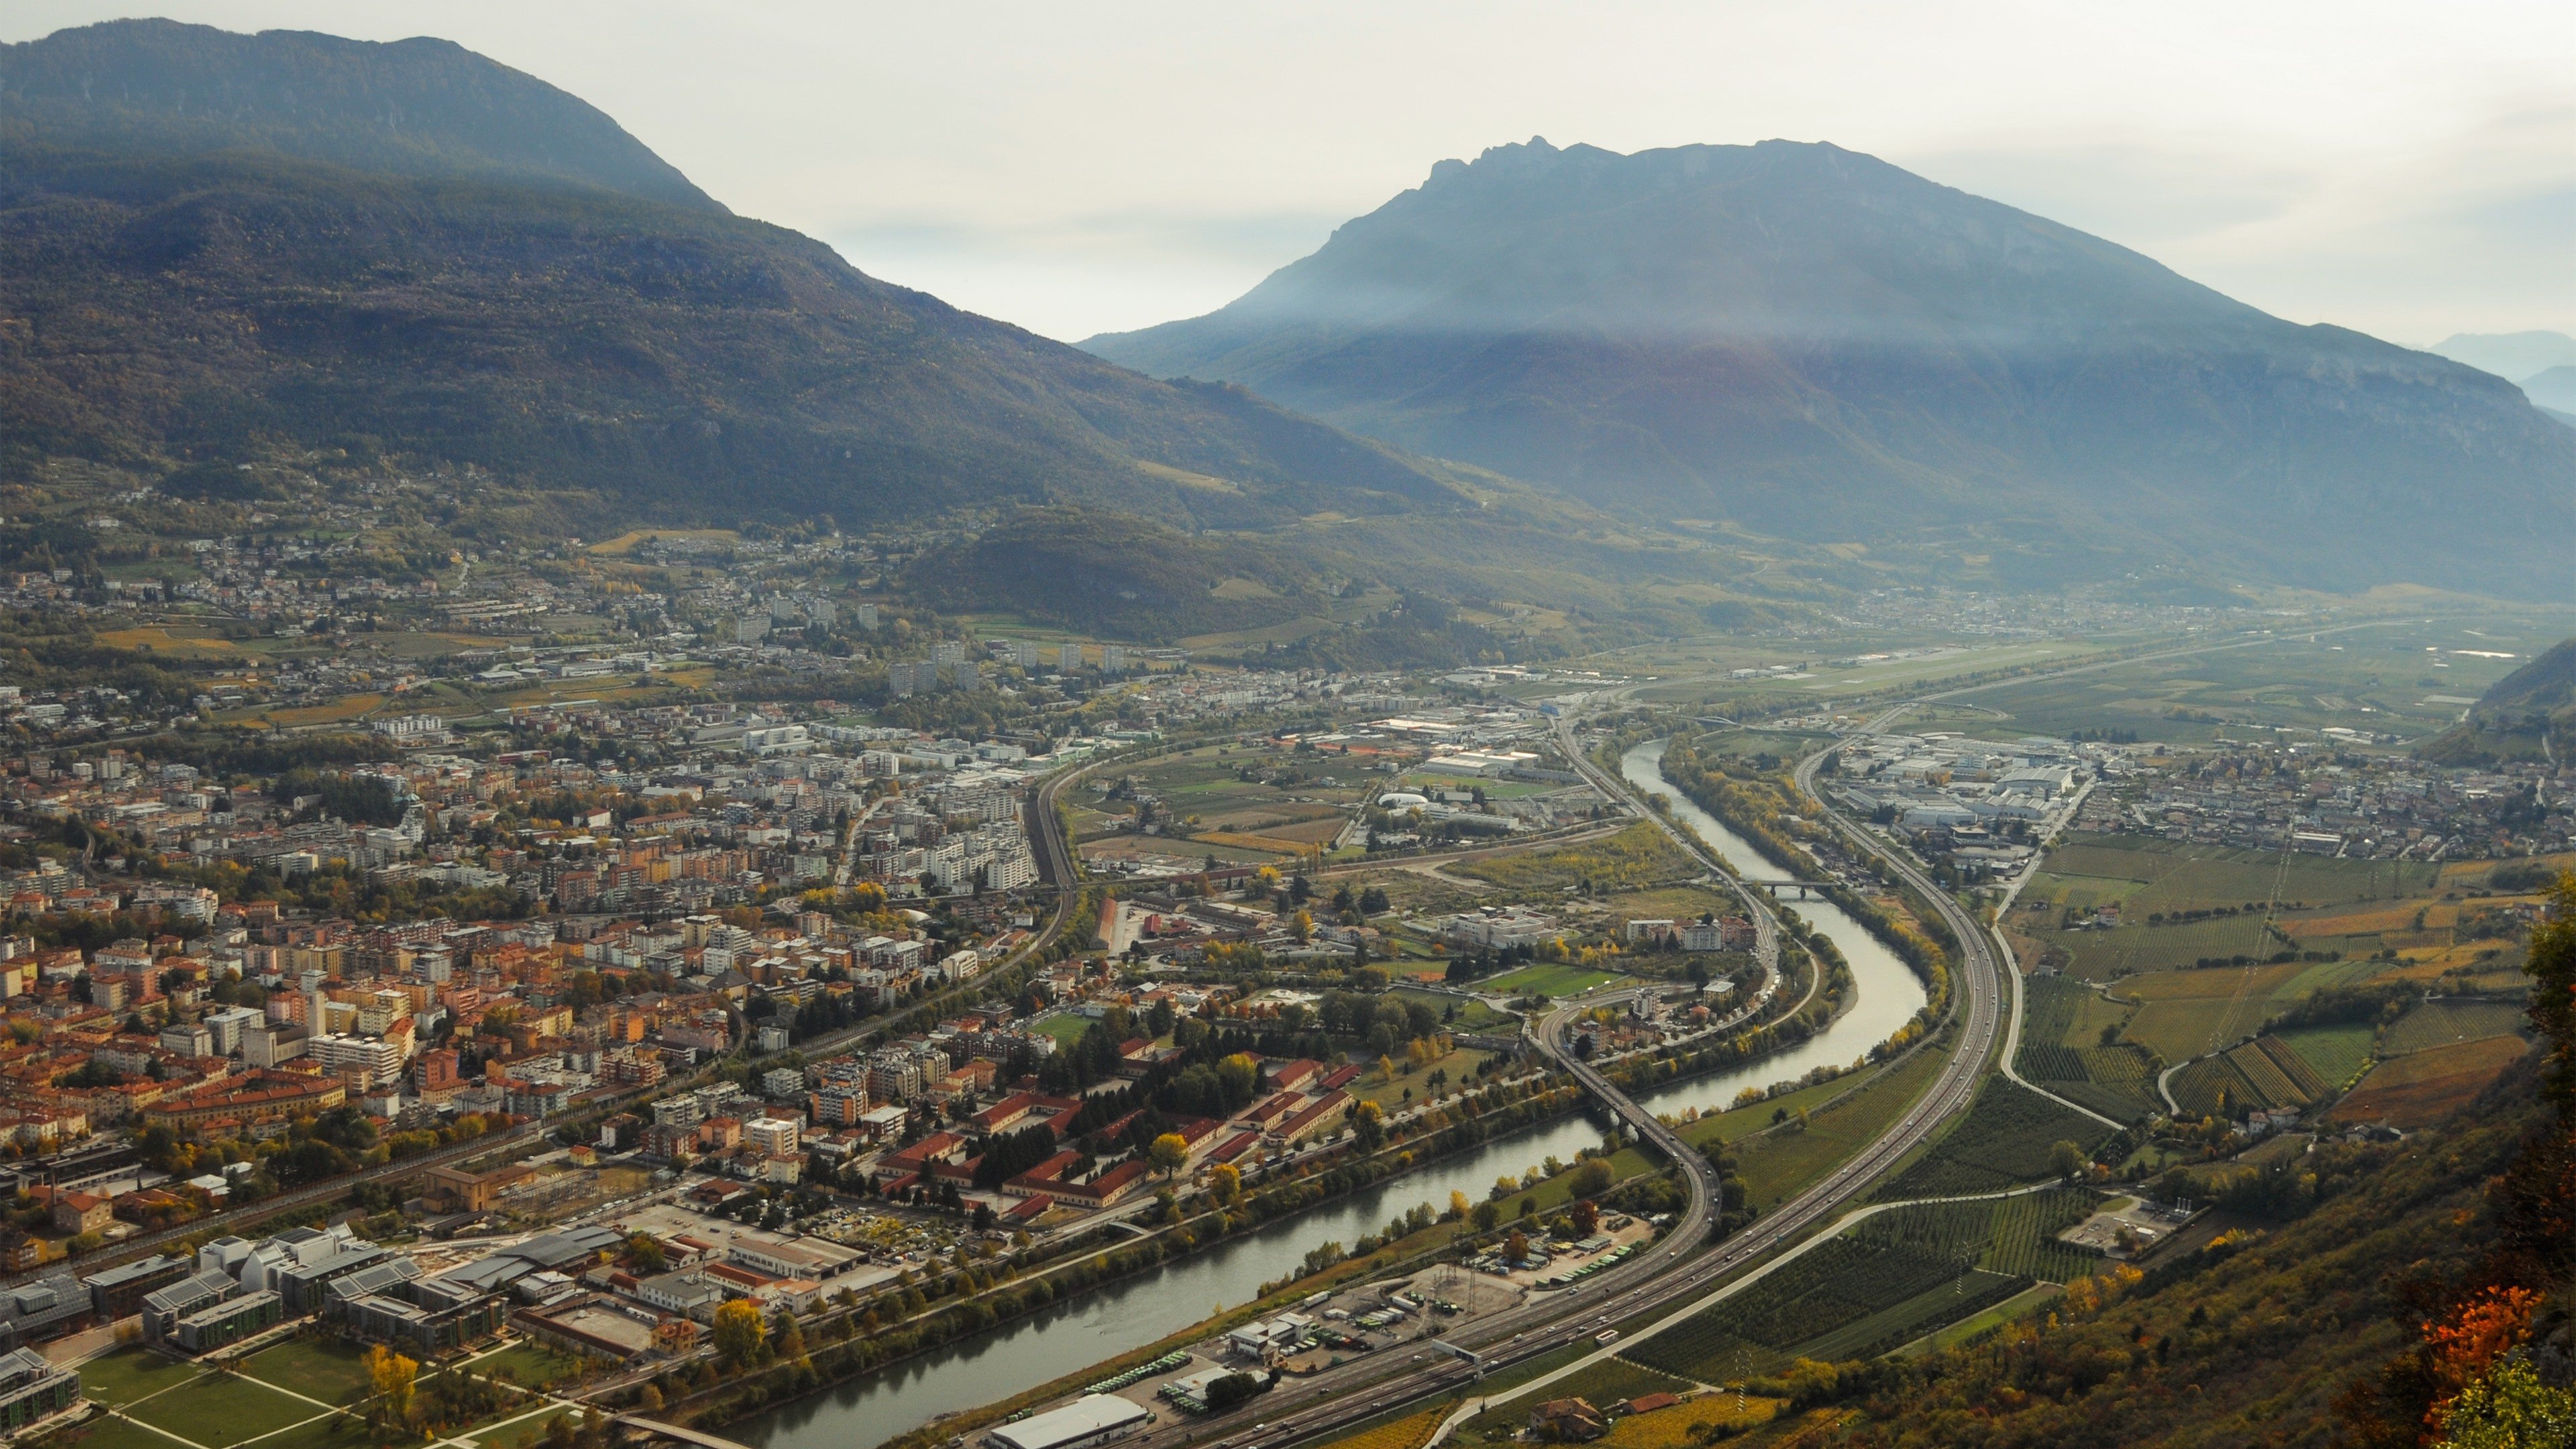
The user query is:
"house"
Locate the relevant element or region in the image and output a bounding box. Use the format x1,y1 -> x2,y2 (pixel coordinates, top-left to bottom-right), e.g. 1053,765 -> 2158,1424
49,1193 -> 109,1236
1529,1398 -> 1607,1442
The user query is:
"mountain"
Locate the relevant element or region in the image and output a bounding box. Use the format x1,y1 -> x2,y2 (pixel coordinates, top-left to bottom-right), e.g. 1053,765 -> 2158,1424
0,21 -> 1471,537
2520,365 -> 2576,415
0,19 -> 720,212
2428,329 -> 2576,383
2418,638 -> 2576,766
1087,139 -> 2576,598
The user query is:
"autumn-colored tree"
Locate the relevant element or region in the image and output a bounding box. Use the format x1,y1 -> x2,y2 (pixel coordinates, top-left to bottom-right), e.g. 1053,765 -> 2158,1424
1571,1198 -> 1599,1236
712,1297 -> 767,1368
1447,1189 -> 1472,1221
1148,1132 -> 1190,1179
1505,1228 -> 1529,1261
1209,1163 -> 1242,1204
364,1344 -> 417,1427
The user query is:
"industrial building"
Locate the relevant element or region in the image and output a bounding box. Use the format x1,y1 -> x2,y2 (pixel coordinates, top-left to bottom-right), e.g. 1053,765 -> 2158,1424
985,1395 -> 1153,1449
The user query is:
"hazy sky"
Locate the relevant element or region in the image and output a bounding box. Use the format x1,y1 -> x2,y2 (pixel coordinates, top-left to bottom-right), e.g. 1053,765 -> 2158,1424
10,1 -> 2572,345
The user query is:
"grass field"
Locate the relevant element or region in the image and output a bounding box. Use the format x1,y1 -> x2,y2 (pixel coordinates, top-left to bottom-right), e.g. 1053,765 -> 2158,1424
1316,1405 -> 1452,1449
1350,1048 -> 1494,1111
1875,1080 -> 2114,1199
241,1338 -> 376,1405
123,1373 -> 323,1448
1452,822 -> 1695,893
466,1341 -> 588,1390
2326,1035 -> 2533,1128
76,1350 -> 206,1408
1931,620 -> 2545,745
2276,1022 -> 2379,1089
1479,963 -> 1624,998
1700,1046 -> 1949,1211
1029,1012 -> 1095,1047
1892,1283 -> 2061,1357
2116,961 -> 2313,1062
2380,1000 -> 2530,1057
1387,987 -> 1516,1032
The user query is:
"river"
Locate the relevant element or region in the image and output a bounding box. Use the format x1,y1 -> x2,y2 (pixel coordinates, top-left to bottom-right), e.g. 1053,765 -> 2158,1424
733,741 -> 1925,1449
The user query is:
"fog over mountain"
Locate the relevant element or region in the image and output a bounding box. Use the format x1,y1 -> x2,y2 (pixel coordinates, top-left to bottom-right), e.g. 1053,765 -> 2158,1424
1089,139 -> 2576,598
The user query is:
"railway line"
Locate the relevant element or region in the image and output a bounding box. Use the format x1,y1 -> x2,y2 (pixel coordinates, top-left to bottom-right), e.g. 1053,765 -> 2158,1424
1128,719 -> 2004,1449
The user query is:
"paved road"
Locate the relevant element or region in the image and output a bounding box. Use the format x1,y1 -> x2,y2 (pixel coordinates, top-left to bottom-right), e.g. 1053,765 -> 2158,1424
1124,724 -> 2005,1449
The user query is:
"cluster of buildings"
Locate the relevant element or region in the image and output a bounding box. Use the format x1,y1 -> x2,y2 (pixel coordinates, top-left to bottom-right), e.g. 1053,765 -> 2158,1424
1825,733 -> 2104,881
2071,743 -> 2571,860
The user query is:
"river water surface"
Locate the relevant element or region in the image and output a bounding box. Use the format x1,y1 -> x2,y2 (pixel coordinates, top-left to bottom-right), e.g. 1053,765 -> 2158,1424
733,741 -> 1924,1449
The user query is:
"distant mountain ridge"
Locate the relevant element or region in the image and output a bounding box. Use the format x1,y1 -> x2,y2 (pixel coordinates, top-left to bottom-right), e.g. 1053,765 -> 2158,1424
0,19 -> 1479,540
2427,331 -> 2576,384
1087,138 -> 2576,598
0,19 -> 720,212
2418,638 -> 2576,766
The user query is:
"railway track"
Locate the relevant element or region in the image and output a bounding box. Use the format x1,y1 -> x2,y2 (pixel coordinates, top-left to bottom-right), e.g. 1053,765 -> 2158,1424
1121,721 -> 2003,1449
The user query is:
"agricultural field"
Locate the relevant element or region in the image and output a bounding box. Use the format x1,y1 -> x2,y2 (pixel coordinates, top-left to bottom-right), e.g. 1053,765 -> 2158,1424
1595,1391 -> 1782,1448
2167,1036 -> 2330,1116
1936,617 -> 2548,747
2379,999 -> 2530,1057
2115,961 -> 2324,1063
1450,822 -> 1696,893
1073,743 -> 1374,869
2275,1022 -> 2377,1089
2008,835 -> 2440,982
1690,1046 -> 1950,1212
2015,976 -> 2160,1120
1458,1357 -> 1690,1440
1875,1080 -> 2115,1199
2325,1035 -> 2534,1128
1619,1187 -> 2101,1382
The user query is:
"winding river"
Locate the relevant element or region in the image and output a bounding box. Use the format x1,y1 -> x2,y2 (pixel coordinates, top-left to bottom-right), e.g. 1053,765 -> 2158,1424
734,741 -> 1925,1449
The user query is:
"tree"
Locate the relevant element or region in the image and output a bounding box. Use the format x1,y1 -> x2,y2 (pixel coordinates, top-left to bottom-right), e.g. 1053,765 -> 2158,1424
1505,1229 -> 1530,1262
2049,1140 -> 2088,1181
628,1232 -> 667,1274
1448,1190 -> 1472,1221
1571,1199 -> 1600,1236
1291,908 -> 1313,943
1210,1163 -> 1242,1205
712,1298 -> 767,1368
1148,1132 -> 1190,1179
1472,1200 -> 1502,1233
1568,1159 -> 1615,1198
364,1344 -> 417,1427
1349,1099 -> 1387,1152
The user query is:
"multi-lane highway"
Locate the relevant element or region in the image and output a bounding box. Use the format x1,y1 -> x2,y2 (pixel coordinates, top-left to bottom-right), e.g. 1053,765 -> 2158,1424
1131,719 -> 2004,1449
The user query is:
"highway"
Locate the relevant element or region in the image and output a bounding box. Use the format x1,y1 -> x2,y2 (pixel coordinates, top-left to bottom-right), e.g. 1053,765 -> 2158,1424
1121,719 -> 2004,1449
